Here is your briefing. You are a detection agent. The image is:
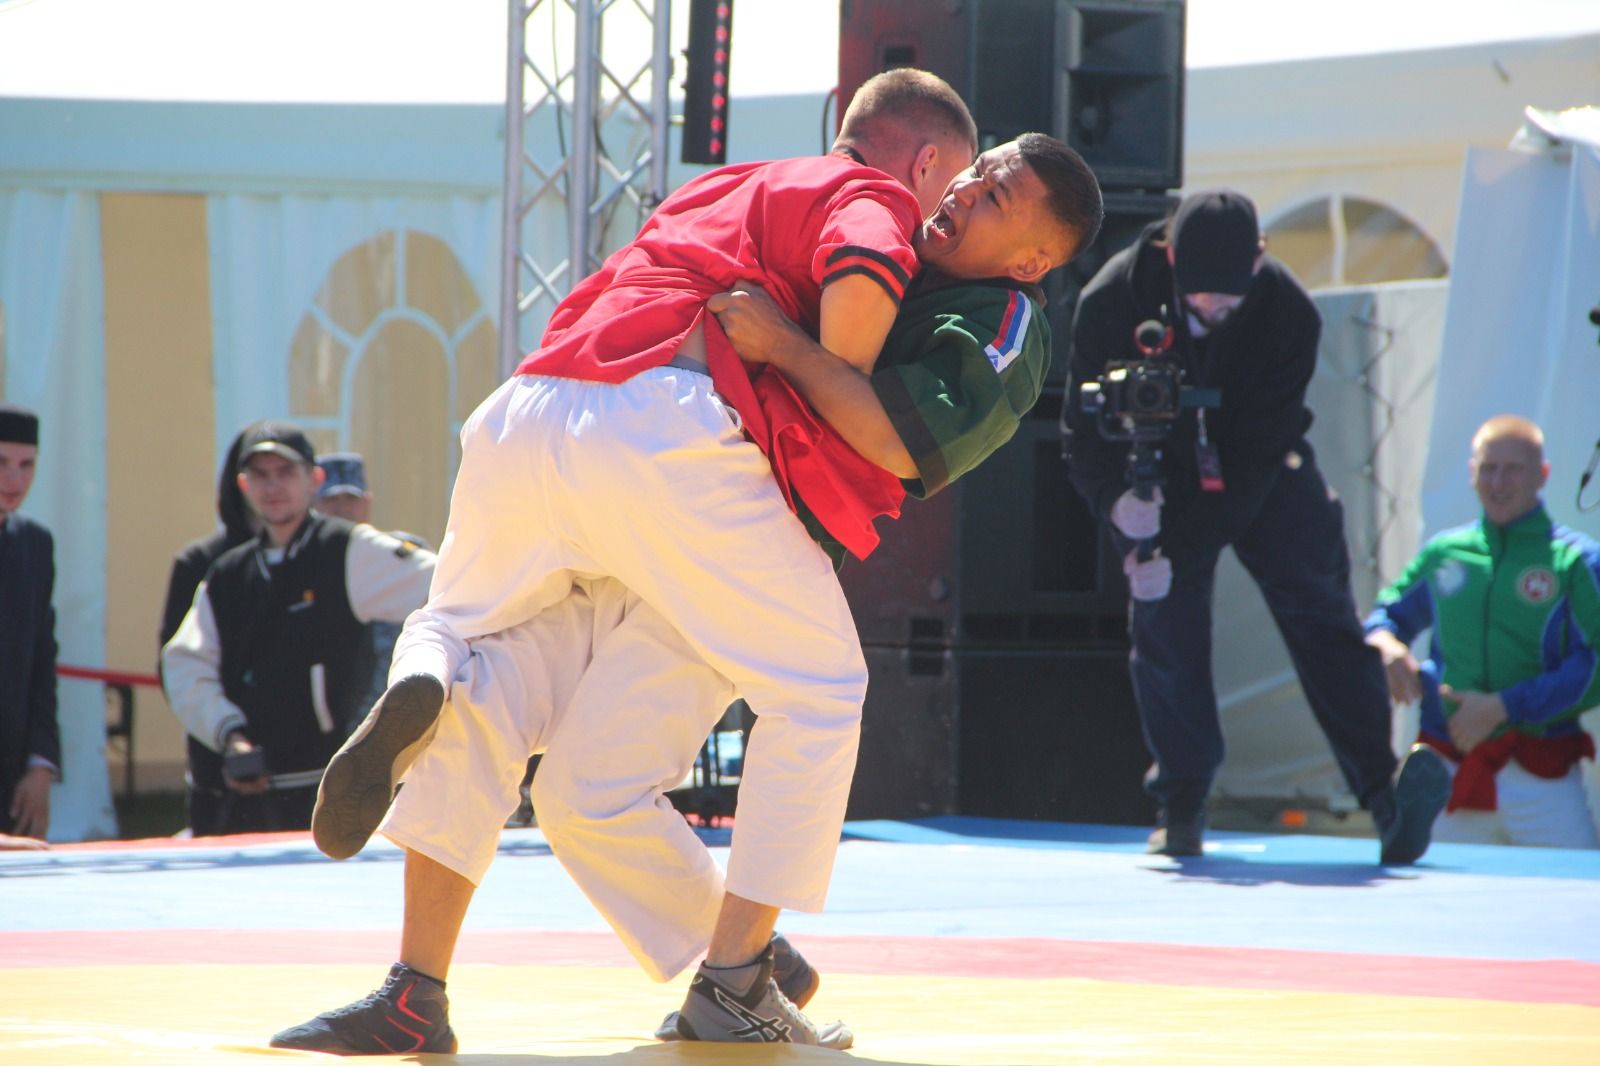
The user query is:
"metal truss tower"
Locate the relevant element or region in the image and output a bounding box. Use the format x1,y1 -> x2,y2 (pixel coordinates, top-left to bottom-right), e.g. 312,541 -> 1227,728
499,0 -> 673,376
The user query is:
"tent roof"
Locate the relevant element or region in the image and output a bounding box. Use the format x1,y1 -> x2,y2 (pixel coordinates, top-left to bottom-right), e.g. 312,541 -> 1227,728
3,0 -> 1599,195
0,0 -> 510,193
0,0 -> 507,104
1188,33 -> 1600,166
5,0 -> 1600,103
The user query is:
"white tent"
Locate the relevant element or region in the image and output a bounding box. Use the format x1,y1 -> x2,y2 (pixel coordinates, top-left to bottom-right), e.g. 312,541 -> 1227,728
1209,107 -> 1600,815
1421,108 -> 1600,539
0,0 -> 512,838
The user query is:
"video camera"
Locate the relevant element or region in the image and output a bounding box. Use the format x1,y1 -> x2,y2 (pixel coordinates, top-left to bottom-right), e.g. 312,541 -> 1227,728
1077,319 -> 1221,561
1078,320 -> 1218,443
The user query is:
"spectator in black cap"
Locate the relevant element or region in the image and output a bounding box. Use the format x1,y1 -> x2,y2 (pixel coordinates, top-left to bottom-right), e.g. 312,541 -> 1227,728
162,420 -> 438,835
1062,188 -> 1449,863
0,403 -> 59,841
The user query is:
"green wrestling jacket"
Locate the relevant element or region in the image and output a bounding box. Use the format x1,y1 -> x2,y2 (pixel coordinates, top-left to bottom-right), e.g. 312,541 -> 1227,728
1364,502 -> 1600,744
798,270 -> 1050,563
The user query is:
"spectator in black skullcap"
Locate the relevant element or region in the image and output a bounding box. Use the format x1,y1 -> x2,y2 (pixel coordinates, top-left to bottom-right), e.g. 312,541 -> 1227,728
312,451 -> 433,733
0,402 -> 60,841
1063,188 -> 1449,865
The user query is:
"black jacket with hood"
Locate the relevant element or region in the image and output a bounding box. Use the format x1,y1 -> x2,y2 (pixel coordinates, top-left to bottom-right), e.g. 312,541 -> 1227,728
158,424 -> 260,656
1060,220 -> 1321,569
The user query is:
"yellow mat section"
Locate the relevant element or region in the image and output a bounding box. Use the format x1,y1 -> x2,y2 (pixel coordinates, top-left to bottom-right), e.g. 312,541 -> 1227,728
2,964 -> 1597,1065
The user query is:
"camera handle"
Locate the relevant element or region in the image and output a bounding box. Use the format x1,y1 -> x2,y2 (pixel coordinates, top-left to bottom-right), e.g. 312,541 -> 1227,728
1127,438 -> 1165,563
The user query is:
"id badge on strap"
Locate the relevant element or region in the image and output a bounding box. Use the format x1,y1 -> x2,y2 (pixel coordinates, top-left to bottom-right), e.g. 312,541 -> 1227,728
1195,410 -> 1225,492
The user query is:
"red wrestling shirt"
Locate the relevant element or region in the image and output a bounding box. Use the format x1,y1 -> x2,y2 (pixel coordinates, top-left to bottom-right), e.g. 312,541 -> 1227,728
518,154 -> 922,559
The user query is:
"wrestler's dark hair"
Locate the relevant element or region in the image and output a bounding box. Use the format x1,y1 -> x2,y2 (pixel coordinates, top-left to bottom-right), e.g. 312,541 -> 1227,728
838,68 -> 977,155
1016,132 -> 1104,266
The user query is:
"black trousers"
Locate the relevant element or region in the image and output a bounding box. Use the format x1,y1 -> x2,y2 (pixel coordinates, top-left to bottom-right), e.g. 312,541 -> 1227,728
187,782 -> 317,837
1128,445 -> 1396,819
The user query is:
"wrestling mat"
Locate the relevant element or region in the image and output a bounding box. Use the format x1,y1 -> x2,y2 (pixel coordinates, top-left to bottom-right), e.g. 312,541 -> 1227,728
3,817 -> 1598,1065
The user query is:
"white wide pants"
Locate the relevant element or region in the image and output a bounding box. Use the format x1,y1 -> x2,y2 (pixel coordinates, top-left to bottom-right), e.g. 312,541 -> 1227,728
1433,756 -> 1600,849
383,369 -> 868,979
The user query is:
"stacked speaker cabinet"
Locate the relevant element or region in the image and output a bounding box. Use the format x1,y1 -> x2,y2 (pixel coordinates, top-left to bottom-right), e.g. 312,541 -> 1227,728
840,410 -> 1147,823
838,0 -> 1184,186
837,0 -> 1181,824
848,640 -> 1156,826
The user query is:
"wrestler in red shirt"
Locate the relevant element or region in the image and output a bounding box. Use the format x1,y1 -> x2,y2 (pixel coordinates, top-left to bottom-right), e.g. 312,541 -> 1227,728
521,132 -> 966,559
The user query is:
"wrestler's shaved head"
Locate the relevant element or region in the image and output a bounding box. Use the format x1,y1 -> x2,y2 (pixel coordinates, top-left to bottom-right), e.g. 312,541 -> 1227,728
1472,414 -> 1544,460
838,69 -> 977,154
1470,414 -> 1548,527
835,69 -> 978,218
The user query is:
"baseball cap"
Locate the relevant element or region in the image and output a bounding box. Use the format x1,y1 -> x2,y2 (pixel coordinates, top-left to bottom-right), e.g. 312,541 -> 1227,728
316,452 -> 369,498
1170,189 -> 1260,297
238,421 -> 316,469
0,403 -> 39,446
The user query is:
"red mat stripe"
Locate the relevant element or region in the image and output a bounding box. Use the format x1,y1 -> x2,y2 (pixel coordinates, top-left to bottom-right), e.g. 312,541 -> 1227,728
43,830 -> 311,852
6,929 -> 1596,1007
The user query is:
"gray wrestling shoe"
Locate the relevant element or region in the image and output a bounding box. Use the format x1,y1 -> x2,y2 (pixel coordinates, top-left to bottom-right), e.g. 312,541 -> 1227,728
654,932 -> 821,1040
672,942 -> 851,1048
312,674 -> 445,860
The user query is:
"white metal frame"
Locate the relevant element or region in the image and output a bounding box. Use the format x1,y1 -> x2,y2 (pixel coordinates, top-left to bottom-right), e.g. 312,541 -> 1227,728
499,0 -> 673,377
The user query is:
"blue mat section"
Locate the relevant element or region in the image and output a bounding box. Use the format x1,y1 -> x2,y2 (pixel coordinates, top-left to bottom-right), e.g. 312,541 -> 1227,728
845,815 -> 1600,881
5,819 -> 1599,964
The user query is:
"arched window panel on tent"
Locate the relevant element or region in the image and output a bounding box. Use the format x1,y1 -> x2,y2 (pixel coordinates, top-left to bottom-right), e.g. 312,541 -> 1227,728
1342,198 -> 1449,285
287,229 -> 498,549
1264,195 -> 1448,289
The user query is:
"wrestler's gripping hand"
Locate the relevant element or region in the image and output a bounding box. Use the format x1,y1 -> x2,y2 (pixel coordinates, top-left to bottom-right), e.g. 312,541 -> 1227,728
708,284 -> 807,365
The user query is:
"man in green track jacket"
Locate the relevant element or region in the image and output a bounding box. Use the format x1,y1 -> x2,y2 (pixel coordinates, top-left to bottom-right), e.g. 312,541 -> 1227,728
1366,415 -> 1600,848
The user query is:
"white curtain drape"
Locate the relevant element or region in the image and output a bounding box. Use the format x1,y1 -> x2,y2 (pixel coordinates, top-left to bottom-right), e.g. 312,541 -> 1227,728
0,188 -> 117,841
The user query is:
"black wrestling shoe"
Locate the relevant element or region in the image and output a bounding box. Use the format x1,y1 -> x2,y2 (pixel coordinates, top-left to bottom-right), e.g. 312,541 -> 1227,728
312,674 -> 444,860
269,963 -> 457,1055
1374,744 -> 1450,865
1147,809 -> 1206,857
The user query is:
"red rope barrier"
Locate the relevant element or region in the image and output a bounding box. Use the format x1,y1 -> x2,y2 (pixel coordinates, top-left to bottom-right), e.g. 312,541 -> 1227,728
57,664 -> 161,689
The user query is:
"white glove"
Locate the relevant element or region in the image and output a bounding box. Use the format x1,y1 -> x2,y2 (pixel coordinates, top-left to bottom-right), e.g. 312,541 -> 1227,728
1110,487 -> 1163,540
1123,549 -> 1173,602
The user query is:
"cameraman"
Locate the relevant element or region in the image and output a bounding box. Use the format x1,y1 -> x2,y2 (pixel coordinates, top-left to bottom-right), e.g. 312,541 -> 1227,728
1061,189 -> 1447,862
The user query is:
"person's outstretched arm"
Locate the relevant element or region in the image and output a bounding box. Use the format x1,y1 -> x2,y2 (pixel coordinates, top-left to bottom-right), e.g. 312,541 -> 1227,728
711,283 -> 914,477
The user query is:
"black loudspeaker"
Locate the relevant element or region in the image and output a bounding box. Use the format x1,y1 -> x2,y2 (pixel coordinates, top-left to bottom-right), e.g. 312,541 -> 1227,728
847,643 -> 1155,825
838,0 -> 1185,188
968,0 -> 1057,147
1042,190 -> 1176,390
957,645 -> 1154,825
839,471 -> 959,648
954,406 -> 1126,641
838,0 -> 973,135
839,410 -> 1127,649
848,644 -> 959,819
839,0 -> 1055,149
1054,1 -> 1186,192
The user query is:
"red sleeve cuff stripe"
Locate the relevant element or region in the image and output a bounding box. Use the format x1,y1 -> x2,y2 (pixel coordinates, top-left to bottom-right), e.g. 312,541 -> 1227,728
823,265 -> 906,306
825,245 -> 912,288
